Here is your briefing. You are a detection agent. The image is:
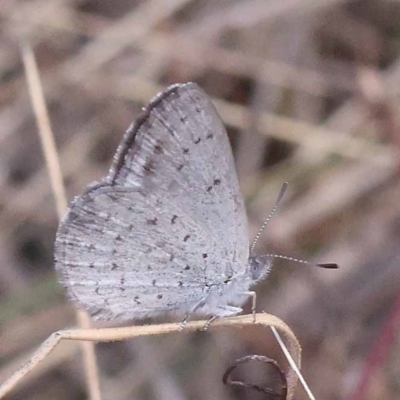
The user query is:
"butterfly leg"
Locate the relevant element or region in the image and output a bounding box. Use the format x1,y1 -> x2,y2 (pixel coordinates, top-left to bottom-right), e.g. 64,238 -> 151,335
179,308 -> 200,330
200,305 -> 242,331
179,297 -> 208,331
243,291 -> 257,322
179,315 -> 189,331
201,316 -> 219,332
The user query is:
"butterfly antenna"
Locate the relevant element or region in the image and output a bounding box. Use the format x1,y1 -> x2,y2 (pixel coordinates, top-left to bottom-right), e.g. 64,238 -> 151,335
259,254 -> 338,269
250,182 -> 288,254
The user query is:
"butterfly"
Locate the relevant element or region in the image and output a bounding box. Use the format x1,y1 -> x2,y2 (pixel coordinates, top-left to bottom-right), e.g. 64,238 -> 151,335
55,83 -> 330,322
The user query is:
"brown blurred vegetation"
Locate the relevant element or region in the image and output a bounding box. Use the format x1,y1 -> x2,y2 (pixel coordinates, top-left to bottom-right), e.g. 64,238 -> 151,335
1,0 -> 400,399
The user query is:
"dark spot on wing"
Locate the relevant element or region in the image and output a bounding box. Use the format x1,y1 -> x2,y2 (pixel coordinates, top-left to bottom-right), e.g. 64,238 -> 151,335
194,138 -> 201,144
129,224 -> 134,231
152,279 -> 157,285
115,235 -> 123,241
88,244 -> 95,251
108,193 -> 118,202
195,106 -> 201,113
127,205 -> 134,211
65,261 -> 77,269
146,217 -> 158,225
178,281 -> 183,286
184,265 -> 190,270
202,253 -> 208,259
95,287 -> 100,294
62,240 -> 73,248
67,210 -> 79,222
112,248 -> 118,255
183,234 -> 190,242
206,179 -> 221,193
177,164 -> 184,171
169,254 -> 174,262
154,143 -> 163,154
111,263 -> 118,270
157,294 -> 163,299
183,148 -> 189,155
180,116 -> 187,123
207,132 -> 214,139
120,277 -> 125,285
171,215 -> 178,224
143,159 -> 155,174
89,263 -> 94,268
147,266 -> 152,270
134,296 -> 141,304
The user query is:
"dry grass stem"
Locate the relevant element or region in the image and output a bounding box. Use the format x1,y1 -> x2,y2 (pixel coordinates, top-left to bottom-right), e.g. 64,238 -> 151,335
21,44 -> 101,400
0,314 -> 301,400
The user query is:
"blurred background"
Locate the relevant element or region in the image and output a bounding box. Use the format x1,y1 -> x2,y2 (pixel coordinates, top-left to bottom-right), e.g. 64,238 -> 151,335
1,0 -> 400,399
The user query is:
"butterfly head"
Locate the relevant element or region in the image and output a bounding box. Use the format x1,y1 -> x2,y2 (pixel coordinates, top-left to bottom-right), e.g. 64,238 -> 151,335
248,255 -> 272,282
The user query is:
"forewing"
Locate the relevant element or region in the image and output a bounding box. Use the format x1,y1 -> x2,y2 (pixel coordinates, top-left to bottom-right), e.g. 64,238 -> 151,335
55,185 -> 217,320
108,83 -> 249,266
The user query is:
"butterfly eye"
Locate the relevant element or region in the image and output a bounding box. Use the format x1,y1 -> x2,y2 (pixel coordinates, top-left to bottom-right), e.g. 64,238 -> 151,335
249,256 -> 262,281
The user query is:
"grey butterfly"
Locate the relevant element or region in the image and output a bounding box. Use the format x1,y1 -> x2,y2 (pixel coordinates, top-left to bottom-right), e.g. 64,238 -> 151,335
55,82 -> 273,321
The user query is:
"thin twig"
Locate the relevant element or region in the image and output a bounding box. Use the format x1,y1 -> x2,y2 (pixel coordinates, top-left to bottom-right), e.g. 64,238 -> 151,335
0,314 -> 301,400
20,44 -> 67,219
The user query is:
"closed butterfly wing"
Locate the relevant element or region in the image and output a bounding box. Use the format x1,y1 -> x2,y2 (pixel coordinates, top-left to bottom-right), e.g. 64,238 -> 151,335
55,83 -> 249,321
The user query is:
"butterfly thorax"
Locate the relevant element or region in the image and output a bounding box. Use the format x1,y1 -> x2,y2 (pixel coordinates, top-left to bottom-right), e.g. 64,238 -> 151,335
218,273 -> 253,306
195,256 -> 272,316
